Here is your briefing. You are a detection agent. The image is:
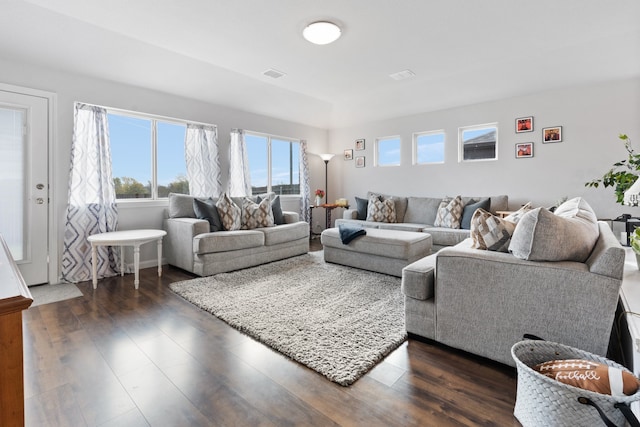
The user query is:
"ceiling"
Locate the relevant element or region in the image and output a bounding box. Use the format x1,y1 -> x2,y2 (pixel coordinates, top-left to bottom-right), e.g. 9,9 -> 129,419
2,0 -> 639,129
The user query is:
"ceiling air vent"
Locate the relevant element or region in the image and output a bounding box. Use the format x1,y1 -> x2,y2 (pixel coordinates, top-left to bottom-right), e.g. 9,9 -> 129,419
263,68 -> 286,79
389,69 -> 416,81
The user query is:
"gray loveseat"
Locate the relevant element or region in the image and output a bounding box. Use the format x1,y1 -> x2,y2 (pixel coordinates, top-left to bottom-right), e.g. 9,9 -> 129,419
163,193 -> 309,276
401,212 -> 625,367
337,192 -> 508,251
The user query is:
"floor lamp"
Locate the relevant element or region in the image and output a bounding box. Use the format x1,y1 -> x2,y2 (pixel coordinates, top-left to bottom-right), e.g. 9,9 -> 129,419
318,153 -> 335,203
317,153 -> 335,230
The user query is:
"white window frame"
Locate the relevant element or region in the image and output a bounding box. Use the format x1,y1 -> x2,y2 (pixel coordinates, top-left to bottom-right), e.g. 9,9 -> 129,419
458,123 -> 498,163
245,130 -> 301,196
106,106 -> 213,202
375,135 -> 401,167
413,130 -> 445,165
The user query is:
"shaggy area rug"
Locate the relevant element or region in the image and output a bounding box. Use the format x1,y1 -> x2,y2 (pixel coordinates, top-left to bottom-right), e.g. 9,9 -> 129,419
169,251 -> 406,386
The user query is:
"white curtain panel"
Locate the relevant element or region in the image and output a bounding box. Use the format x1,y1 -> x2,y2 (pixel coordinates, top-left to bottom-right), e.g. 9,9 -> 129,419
185,123 -> 221,197
228,129 -> 252,197
299,140 -> 311,222
61,103 -> 119,283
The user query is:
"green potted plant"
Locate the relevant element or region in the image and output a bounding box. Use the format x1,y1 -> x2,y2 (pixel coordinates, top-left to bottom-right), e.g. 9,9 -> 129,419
630,227 -> 640,269
585,134 -> 638,205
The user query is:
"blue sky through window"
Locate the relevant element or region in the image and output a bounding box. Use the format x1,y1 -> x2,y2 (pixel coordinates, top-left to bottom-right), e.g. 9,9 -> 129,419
416,132 -> 445,164
377,136 -> 401,166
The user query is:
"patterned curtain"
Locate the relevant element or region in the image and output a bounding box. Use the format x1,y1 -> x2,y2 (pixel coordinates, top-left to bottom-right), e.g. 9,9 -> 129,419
61,103 -> 119,283
185,123 -> 221,197
299,140 -> 311,222
228,128 -> 252,197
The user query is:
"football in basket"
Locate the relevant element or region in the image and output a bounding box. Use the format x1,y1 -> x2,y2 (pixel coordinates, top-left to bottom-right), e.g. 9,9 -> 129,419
534,359 -> 640,396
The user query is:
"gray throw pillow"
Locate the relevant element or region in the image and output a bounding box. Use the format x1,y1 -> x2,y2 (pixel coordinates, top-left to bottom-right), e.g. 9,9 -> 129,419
355,196 -> 368,220
193,198 -> 223,232
168,193 -> 197,218
508,197 -> 599,262
461,198 -> 491,229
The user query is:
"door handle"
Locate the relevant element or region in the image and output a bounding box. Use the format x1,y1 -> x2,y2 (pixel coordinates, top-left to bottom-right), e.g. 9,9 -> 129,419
36,183 -> 45,190
36,198 -> 44,204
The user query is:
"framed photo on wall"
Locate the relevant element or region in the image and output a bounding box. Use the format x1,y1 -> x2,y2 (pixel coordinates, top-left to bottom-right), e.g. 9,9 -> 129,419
543,126 -> 562,143
515,116 -> 533,133
344,149 -> 353,160
515,142 -> 533,158
355,156 -> 365,168
355,139 -> 365,150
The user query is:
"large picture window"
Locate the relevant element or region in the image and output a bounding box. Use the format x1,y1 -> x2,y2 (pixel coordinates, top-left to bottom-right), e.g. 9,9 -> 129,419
108,111 -> 190,200
245,132 -> 300,195
458,123 -> 498,162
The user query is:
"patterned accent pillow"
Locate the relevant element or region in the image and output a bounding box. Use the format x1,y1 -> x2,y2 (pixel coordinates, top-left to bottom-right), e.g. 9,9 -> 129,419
504,202 -> 532,223
215,193 -> 241,231
470,208 -> 517,252
241,197 -> 274,230
434,196 -> 464,229
366,195 -> 396,223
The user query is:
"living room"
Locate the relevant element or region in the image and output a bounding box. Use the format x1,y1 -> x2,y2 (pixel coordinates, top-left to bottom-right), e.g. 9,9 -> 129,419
1,1 -> 640,425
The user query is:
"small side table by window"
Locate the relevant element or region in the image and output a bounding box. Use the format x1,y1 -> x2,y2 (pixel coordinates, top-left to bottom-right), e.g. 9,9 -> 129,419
87,229 -> 166,289
309,204 -> 349,236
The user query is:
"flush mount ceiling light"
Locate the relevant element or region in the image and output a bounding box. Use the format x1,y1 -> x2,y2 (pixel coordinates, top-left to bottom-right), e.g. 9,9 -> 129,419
303,21 -> 341,45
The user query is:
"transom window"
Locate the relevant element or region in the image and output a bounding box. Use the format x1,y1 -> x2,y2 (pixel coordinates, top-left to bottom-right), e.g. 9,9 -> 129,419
108,111 -> 190,200
458,123 -> 498,162
376,135 -> 401,166
245,132 -> 300,195
413,130 -> 445,165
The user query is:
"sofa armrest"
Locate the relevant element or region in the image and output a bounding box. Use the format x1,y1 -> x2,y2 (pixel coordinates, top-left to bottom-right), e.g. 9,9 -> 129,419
343,209 -> 358,220
282,211 -> 300,223
163,217 -> 209,272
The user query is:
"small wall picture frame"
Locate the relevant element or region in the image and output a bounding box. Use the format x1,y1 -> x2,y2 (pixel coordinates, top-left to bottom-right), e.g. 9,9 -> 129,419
515,116 -> 533,133
344,149 -> 353,160
355,139 -> 365,150
355,156 -> 365,168
515,142 -> 533,158
543,126 -> 562,143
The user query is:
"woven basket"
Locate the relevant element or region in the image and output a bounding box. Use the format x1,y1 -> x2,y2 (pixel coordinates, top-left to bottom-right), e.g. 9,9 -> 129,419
511,339 -> 640,427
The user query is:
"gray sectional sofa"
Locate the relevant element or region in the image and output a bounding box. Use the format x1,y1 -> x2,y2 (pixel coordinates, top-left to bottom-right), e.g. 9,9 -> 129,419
401,197 -> 625,366
163,193 -> 309,276
337,192 -> 508,251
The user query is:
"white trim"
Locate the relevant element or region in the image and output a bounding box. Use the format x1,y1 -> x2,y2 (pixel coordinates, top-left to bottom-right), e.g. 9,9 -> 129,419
0,82 -> 58,284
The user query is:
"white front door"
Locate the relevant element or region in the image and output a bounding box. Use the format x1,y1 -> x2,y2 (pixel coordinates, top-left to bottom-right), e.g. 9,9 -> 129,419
0,89 -> 49,285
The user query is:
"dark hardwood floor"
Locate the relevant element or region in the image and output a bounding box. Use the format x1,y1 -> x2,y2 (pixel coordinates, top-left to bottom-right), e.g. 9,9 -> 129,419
23,240 -> 519,426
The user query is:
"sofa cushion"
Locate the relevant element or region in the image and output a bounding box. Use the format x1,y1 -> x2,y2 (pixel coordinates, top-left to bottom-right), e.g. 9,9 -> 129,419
509,197 -> 599,262
168,193 -> 198,218
193,198 -> 223,232
241,197 -> 274,230
368,191 -> 408,223
404,197 -> 443,225
366,195 -> 397,223
355,196 -> 369,220
216,193 -> 241,231
261,221 -> 309,246
193,230 -> 264,254
434,196 -> 464,229
423,227 -> 471,247
461,198 -> 491,230
470,208 -> 516,252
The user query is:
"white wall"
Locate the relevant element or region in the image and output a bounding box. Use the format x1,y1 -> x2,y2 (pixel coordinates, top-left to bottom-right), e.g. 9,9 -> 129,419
329,78 -> 640,221
0,58 -> 328,282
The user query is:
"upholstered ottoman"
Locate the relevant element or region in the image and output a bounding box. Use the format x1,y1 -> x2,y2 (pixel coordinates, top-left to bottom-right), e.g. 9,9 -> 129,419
321,228 -> 432,277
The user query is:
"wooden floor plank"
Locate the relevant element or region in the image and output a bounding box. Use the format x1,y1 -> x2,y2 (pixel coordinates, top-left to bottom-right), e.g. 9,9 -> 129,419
23,248 -> 518,426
